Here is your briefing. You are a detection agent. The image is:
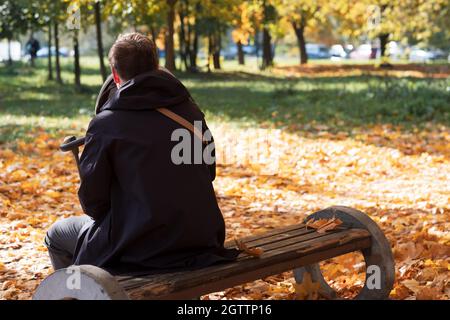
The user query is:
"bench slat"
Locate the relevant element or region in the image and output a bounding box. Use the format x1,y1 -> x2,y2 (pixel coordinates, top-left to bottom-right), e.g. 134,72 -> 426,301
230,226 -> 315,249
235,228 -> 340,261
224,223 -> 307,247
119,229 -> 371,299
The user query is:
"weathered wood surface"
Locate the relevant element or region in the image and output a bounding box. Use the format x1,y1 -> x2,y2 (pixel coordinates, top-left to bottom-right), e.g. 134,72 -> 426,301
33,206 -> 395,300
116,224 -> 371,300
300,206 -> 395,300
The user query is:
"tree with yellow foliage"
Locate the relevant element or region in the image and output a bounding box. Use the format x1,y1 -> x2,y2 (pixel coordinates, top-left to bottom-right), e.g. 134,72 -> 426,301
196,0 -> 241,70
331,0 -> 449,60
277,0 -> 329,64
231,1 -> 256,65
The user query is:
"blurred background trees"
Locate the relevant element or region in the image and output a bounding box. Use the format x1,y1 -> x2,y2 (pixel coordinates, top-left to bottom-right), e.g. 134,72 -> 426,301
0,0 -> 448,87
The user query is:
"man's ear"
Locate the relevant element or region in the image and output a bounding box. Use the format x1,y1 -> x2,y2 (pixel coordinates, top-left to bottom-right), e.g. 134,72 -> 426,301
111,67 -> 121,88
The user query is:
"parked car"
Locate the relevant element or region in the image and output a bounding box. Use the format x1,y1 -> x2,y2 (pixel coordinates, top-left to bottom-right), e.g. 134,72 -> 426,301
386,41 -> 404,60
0,40 -> 21,61
157,49 -> 165,58
242,45 -> 257,56
409,47 -> 448,62
330,44 -> 348,59
223,46 -> 238,60
349,44 -> 377,60
36,46 -> 69,58
408,47 -> 435,63
430,48 -> 447,60
305,43 -> 330,59
223,45 -> 257,60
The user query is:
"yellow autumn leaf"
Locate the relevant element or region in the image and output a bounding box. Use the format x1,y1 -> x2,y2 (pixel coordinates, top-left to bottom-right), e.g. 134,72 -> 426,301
9,170 -> 29,182
306,216 -> 343,233
234,238 -> 264,257
44,190 -> 62,199
293,272 -> 321,300
401,279 -> 422,294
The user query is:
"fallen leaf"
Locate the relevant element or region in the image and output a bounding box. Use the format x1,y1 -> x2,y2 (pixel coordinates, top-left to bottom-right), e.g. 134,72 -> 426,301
392,285 -> 412,300
0,288 -> 18,300
416,287 -> 441,300
44,190 -> 61,199
401,279 -> 421,294
306,216 -> 343,233
234,238 -> 264,257
293,272 -> 321,300
1,280 -> 15,291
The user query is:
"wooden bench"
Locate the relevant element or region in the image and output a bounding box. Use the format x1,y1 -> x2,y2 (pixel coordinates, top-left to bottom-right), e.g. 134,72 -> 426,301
34,206 -> 395,300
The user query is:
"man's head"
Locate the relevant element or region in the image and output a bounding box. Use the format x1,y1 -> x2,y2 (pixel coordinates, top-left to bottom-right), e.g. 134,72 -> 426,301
108,33 -> 159,87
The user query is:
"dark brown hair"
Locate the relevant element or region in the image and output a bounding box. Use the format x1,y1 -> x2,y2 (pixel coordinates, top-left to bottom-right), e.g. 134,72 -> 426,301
108,33 -> 159,81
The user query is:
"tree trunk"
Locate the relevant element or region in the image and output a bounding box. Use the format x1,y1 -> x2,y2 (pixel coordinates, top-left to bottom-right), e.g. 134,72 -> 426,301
207,34 -> 212,73
48,22 -> 53,80
7,37 -> 12,66
379,33 -> 389,58
188,3 -> 200,71
179,9 -> 188,70
185,4 -> 193,71
54,21 -> 62,84
150,26 -> 157,42
189,21 -> 198,69
213,52 -> 221,69
213,32 -> 221,70
30,35 -> 35,67
254,30 -> 260,68
293,22 -> 307,64
237,40 -> 245,65
94,1 -> 107,81
165,0 -> 176,71
73,31 -> 81,90
261,0 -> 274,70
261,27 -> 272,69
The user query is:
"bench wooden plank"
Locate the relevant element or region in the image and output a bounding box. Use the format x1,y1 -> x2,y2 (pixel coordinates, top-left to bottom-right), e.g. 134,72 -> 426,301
118,228 -> 367,289
119,229 -> 371,299
120,229 -> 367,288
234,228 -> 342,261
33,206 -> 395,300
115,226 -> 327,284
224,223 -> 307,247
116,224 -> 314,283
229,226 -> 315,249
115,225 -> 315,282
124,230 -> 370,299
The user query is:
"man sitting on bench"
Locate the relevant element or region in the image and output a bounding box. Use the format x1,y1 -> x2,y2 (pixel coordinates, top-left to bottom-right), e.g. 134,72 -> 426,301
44,33 -> 239,275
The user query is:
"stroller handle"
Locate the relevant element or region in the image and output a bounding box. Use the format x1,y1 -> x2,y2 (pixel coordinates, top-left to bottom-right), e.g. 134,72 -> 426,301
60,136 -> 86,152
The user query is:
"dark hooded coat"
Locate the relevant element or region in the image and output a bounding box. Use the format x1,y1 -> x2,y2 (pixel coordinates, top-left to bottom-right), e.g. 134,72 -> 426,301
73,68 -> 239,275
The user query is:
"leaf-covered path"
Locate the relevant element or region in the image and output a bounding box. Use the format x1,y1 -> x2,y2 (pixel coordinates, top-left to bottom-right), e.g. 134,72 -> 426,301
0,123 -> 448,300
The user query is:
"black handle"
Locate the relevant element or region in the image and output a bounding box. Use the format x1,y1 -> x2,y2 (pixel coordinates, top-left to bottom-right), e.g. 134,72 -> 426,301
60,136 -> 85,177
60,136 -> 86,152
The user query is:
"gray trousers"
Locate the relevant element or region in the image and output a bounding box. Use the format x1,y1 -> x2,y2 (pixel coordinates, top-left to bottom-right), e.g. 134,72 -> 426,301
44,216 -> 93,270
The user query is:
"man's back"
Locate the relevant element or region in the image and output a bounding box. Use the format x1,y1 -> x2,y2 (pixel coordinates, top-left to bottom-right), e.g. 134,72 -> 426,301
44,33 -> 238,275
73,69 -> 238,274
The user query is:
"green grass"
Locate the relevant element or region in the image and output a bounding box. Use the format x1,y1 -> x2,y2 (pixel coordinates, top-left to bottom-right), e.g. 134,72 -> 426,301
0,56 -> 449,145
